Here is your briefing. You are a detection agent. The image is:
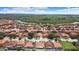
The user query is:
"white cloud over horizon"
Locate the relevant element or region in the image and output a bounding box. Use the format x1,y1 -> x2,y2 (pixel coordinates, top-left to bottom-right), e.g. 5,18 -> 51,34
0,7 -> 79,14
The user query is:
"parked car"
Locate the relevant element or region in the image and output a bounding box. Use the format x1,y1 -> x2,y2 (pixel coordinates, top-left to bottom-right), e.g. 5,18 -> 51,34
15,44 -> 25,51
3,43 -> 15,51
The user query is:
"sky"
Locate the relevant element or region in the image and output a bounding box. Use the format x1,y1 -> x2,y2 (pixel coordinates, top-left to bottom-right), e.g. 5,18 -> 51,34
0,7 -> 79,14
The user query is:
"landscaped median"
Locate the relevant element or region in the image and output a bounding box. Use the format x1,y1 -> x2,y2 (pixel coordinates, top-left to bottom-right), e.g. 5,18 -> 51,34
59,41 -> 77,51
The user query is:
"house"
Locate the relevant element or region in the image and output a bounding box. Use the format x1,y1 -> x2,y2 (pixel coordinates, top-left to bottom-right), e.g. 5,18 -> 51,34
25,42 -> 34,48
0,40 -> 8,46
36,33 -> 43,38
35,41 -> 45,48
52,42 -> 63,50
35,41 -> 45,51
16,40 -> 25,46
24,41 -> 34,51
45,40 -> 54,48
43,32 -> 48,38
60,33 -> 70,39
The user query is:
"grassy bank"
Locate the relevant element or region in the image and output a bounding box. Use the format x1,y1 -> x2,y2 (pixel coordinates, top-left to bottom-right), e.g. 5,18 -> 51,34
59,41 -> 77,51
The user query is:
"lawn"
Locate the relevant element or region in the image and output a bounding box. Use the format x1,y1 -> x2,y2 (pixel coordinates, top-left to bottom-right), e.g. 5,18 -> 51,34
73,46 -> 79,51
59,41 -> 77,51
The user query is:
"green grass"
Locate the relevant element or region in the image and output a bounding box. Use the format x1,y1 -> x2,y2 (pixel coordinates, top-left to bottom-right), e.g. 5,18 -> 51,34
59,41 -> 77,51
74,46 -> 79,51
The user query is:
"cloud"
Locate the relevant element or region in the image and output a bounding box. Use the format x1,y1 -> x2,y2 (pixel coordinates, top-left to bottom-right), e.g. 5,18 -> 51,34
56,7 -> 79,14
0,7 -> 49,14
0,7 -> 79,14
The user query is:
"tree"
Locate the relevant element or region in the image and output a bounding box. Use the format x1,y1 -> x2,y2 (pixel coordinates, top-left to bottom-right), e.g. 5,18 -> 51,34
48,33 -> 56,40
51,31 -> 57,34
28,32 -> 34,39
42,18 -> 51,21
77,38 -> 79,41
19,37 -> 21,40
0,32 -> 5,39
8,34 -> 17,39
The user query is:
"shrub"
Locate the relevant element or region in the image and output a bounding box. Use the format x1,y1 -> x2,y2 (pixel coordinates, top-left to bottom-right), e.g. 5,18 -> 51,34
0,32 -> 5,39
48,33 -> 57,40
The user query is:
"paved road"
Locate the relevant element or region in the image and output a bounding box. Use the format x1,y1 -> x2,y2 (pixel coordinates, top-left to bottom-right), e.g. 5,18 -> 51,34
0,48 -> 63,51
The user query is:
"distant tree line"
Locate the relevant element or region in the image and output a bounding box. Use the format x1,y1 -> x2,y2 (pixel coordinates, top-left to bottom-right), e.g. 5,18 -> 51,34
0,14 -> 79,24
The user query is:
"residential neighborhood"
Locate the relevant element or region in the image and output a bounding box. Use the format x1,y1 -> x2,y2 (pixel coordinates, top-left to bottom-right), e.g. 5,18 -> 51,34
0,19 -> 79,51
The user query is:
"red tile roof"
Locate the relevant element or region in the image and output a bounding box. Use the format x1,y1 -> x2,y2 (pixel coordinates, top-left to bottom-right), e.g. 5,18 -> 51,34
0,40 -> 8,46
46,41 -> 54,48
16,40 -> 25,46
53,42 -> 62,48
43,33 -> 48,38
5,41 -> 17,46
25,42 -> 34,47
35,41 -> 45,48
